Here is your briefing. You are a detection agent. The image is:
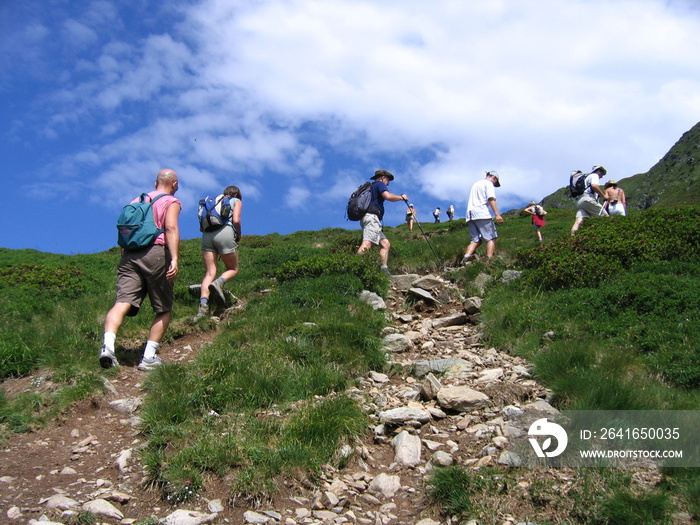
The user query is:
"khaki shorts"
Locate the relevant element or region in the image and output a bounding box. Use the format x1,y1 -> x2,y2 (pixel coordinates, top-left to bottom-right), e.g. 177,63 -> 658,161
360,213 -> 386,245
201,225 -> 238,255
576,196 -> 607,219
115,244 -> 173,316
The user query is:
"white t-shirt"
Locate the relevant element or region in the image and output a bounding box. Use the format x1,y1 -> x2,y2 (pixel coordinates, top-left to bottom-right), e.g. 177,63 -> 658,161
583,173 -> 601,198
466,178 -> 497,220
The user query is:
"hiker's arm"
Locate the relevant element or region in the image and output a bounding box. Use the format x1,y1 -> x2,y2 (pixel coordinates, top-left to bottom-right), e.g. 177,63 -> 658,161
591,183 -> 605,200
164,203 -> 181,281
381,190 -> 408,203
489,197 -> 503,224
232,200 -> 242,242
620,190 -> 627,206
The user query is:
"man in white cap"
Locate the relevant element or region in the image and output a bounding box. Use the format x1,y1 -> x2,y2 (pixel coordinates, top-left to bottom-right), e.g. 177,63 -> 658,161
462,171 -> 503,263
571,165 -> 609,235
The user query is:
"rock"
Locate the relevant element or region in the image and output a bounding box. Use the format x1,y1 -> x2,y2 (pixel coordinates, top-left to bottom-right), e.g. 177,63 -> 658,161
412,275 -> 445,290
392,274 -> 421,291
413,358 -> 470,377
431,450 -> 454,467
108,398 -> 143,415
163,509 -> 219,525
477,368 -> 504,383
369,371 -> 390,383
82,499 -> 124,519
379,407 -> 431,426
430,312 -> 468,329
242,510 -> 270,524
367,473 -> 401,498
437,386 -> 490,411
408,287 -> 438,304
420,373 -> 442,400
463,296 -> 483,314
7,506 -> 21,519
392,431 -> 422,466
498,451 -> 523,467
207,499 -> 224,513
360,290 -> 386,310
115,448 -> 132,472
501,270 -> 522,282
44,494 -> 79,510
381,333 -> 410,353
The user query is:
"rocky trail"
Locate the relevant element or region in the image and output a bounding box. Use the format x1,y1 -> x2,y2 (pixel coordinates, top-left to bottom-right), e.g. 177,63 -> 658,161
0,272 -> 672,525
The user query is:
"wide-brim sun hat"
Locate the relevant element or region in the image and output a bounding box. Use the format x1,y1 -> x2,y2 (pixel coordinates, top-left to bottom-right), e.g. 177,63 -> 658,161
528,201 -> 536,206
605,180 -> 618,188
372,169 -> 394,181
592,165 -> 607,175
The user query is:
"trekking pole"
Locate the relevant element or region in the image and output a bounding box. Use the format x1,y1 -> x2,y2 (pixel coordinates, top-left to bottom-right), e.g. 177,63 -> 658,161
403,197 -> 444,269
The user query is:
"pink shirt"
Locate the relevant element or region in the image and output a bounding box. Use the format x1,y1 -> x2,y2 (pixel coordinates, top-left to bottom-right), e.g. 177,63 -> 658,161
134,190 -> 181,245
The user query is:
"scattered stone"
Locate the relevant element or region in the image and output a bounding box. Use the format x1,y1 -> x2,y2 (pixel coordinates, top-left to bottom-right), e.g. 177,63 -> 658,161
419,373 -> 442,400
164,509 -> 219,525
367,473 -> 401,498
379,407 -> 431,426
360,290 -> 386,310
392,430 -> 422,466
413,358 -> 470,377
82,498 -> 124,519
381,333 -> 410,353
437,386 -> 491,411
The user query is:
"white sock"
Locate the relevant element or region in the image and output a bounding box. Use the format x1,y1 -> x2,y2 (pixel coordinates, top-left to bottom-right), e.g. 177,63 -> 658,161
143,341 -> 159,360
103,332 -> 116,352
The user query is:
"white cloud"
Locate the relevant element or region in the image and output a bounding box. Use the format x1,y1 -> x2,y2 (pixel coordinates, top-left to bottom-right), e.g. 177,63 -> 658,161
10,0 -> 700,232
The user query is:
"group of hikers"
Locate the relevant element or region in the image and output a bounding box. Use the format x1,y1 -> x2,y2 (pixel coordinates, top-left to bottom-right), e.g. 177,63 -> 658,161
99,165 -> 626,371
99,169 -> 242,372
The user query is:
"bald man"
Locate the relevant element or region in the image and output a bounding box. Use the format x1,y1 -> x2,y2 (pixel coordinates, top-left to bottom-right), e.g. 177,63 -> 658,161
100,169 -> 182,371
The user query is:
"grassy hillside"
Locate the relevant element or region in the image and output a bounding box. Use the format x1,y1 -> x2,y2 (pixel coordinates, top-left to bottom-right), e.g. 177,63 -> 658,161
1,207 -> 699,522
542,120 -> 700,210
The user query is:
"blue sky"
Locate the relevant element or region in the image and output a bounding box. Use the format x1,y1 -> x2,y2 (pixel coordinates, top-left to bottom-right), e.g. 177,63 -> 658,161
2,0 -> 700,254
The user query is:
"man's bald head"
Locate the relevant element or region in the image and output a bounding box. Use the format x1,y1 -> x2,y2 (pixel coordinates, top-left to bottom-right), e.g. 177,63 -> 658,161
155,169 -> 179,194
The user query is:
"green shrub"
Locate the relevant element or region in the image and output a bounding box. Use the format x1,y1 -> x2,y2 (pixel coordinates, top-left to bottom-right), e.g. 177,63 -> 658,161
275,253 -> 388,295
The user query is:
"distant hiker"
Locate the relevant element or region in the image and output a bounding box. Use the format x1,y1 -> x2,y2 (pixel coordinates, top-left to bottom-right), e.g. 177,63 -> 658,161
571,165 -> 609,235
446,204 -> 455,221
604,180 -> 627,216
100,169 -> 181,371
356,169 -> 409,277
524,201 -> 547,243
462,171 -> 503,263
194,185 -> 243,320
433,207 -> 441,223
405,203 -> 416,231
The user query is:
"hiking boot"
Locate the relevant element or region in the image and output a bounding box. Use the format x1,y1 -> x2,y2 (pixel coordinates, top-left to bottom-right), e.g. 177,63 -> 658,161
192,304 -> 209,321
99,345 -> 119,369
137,356 -> 163,371
208,279 -> 226,307
380,267 -> 392,278
462,253 -> 477,265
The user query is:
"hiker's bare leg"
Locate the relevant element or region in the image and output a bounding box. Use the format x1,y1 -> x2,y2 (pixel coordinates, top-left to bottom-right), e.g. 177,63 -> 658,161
465,241 -> 480,257
571,217 -> 584,235
104,302 -> 132,335
219,251 -> 239,282
148,311 -> 172,344
485,240 -> 496,258
378,238 -> 391,266
199,250 -> 218,299
357,240 -> 373,255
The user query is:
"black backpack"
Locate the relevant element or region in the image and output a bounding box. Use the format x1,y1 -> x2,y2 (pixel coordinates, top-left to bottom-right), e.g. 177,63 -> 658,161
346,181 -> 374,221
568,170 -> 588,198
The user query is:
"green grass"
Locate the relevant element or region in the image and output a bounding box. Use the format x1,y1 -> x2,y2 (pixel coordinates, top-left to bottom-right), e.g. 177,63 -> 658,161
0,205 -> 698,520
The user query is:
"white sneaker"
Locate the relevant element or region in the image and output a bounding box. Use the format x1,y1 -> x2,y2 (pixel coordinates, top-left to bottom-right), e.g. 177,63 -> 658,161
138,356 -> 164,371
462,253 -> 477,264
99,345 -> 119,369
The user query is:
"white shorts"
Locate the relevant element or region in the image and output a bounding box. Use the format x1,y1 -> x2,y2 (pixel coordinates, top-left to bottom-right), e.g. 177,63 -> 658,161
360,213 -> 386,245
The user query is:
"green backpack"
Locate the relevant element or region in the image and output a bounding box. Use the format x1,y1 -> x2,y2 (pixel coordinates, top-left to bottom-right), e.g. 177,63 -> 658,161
116,193 -> 168,250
